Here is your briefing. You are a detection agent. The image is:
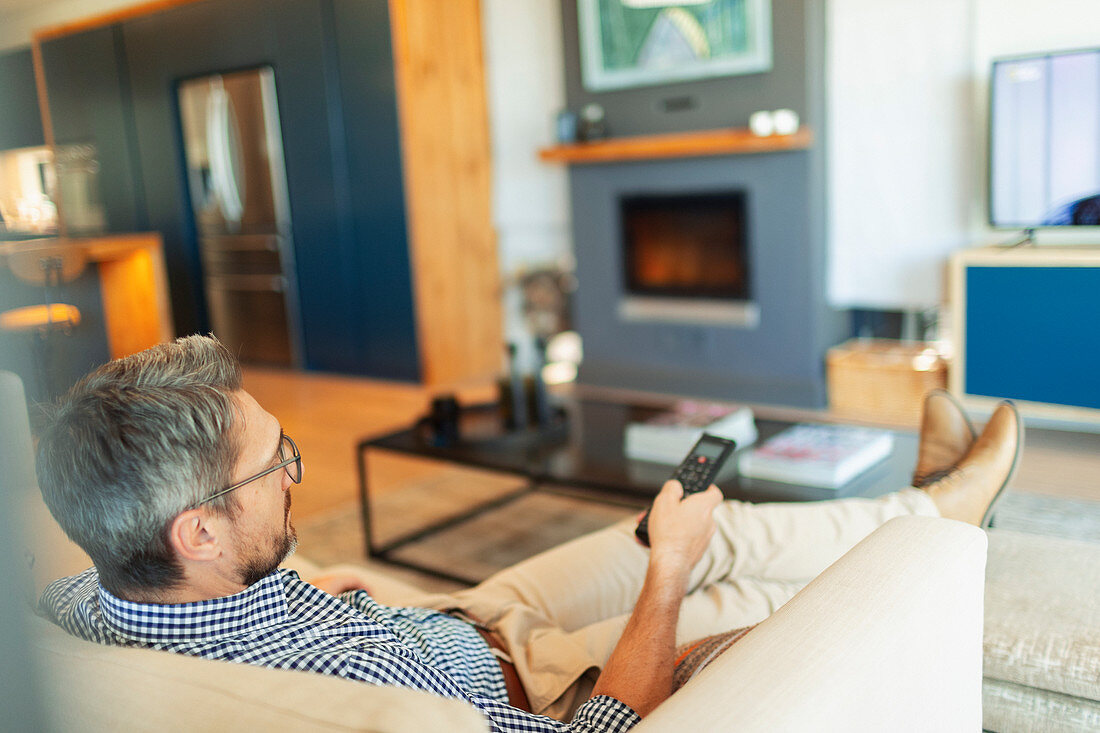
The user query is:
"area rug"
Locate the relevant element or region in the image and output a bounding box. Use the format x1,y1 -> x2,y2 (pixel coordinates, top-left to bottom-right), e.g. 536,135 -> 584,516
988,491 -> 1100,543
295,479 -> 639,586
295,485 -> 1100,587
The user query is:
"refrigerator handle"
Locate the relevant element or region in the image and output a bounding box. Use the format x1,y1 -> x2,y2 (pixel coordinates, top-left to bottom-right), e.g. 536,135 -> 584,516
205,78 -> 245,227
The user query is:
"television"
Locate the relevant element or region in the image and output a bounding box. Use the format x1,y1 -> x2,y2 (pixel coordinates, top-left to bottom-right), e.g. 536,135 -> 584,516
989,48 -> 1100,229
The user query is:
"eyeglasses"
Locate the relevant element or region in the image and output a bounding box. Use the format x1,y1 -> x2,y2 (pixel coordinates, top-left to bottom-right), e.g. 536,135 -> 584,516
194,433 -> 302,507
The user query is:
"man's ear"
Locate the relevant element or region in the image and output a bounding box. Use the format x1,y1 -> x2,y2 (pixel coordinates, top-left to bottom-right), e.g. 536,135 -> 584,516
168,509 -> 223,562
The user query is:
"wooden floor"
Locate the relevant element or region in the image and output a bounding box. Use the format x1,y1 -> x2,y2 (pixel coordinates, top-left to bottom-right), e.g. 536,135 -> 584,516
241,366 -> 498,521
243,367 -> 1100,559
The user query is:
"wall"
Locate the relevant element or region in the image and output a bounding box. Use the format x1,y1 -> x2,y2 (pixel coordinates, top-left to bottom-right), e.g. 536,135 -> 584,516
482,0 -> 570,275
480,0 -> 573,371
825,0 -> 975,310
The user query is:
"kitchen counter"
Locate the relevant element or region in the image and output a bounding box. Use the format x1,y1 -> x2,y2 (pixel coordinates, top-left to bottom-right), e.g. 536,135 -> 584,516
0,232 -> 173,359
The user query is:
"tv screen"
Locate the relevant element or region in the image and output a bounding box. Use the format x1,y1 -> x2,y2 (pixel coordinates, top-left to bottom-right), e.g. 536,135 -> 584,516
989,48 -> 1100,228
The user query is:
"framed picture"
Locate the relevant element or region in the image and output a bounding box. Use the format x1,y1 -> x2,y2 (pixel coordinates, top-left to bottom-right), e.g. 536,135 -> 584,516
578,0 -> 773,92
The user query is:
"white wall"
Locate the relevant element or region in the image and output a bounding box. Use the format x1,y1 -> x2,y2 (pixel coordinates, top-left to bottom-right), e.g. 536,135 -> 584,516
481,0 -> 573,365
481,0 -> 572,276
826,0 -> 976,310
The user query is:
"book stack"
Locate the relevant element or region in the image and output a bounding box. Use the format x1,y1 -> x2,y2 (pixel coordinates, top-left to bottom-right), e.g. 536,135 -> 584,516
737,423 -> 895,489
624,401 -> 757,464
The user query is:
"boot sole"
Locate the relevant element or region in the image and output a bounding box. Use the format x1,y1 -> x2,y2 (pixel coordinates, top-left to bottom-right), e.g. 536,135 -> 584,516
979,400 -> 1023,529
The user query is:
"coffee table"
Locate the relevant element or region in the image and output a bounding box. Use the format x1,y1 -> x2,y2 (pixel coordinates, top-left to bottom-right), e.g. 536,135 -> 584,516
357,398 -> 917,583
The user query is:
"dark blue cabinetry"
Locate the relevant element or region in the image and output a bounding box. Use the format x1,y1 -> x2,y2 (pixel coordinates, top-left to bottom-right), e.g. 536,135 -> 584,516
0,48 -> 44,151
326,0 -> 419,380
38,0 -> 419,380
39,27 -> 146,234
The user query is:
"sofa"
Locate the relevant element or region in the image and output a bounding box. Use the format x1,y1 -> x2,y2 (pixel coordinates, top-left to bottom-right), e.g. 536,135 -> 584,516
981,529 -> 1100,731
3,370 -> 989,731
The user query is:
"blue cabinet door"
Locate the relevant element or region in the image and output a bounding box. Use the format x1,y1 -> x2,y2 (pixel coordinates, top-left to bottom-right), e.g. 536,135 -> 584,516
118,0 -> 419,379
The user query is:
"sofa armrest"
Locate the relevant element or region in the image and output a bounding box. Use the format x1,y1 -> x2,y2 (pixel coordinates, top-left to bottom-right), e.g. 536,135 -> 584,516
635,516 -> 987,732
30,614 -> 490,732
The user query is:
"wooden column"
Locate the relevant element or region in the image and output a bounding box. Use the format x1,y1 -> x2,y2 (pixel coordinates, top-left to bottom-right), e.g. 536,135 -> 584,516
390,0 -> 503,387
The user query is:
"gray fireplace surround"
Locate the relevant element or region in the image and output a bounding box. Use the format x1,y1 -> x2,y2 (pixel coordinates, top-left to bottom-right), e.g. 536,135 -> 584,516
570,149 -> 844,408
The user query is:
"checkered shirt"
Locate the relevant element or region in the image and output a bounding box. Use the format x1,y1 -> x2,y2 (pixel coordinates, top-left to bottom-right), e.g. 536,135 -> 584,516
40,567 -> 640,733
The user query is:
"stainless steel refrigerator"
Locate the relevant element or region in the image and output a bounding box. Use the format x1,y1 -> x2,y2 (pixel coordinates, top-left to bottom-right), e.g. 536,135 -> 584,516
178,66 -> 303,366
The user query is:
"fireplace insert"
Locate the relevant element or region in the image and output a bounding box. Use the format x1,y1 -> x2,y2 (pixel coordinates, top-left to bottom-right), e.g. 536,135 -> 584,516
620,191 -> 750,301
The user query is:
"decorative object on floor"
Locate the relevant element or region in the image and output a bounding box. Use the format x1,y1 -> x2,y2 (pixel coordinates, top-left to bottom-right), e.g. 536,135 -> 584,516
498,340 -> 562,432
578,0 -> 773,91
738,423 -> 895,489
624,399 -> 757,464
501,343 -> 529,430
517,265 -> 575,338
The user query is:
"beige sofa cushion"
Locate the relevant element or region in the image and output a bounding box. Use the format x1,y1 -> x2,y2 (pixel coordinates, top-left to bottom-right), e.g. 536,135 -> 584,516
983,678 -> 1100,733
634,516 -> 987,732
984,530 -> 1100,702
30,614 -> 488,733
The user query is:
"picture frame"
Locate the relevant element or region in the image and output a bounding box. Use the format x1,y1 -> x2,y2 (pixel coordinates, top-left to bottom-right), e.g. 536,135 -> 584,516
578,0 -> 773,92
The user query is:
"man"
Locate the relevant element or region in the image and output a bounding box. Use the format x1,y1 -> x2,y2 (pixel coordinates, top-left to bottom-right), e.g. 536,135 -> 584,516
36,335 -> 1020,732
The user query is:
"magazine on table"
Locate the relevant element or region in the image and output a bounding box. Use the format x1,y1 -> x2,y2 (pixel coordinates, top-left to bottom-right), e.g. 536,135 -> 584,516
624,400 -> 757,464
737,423 -> 895,489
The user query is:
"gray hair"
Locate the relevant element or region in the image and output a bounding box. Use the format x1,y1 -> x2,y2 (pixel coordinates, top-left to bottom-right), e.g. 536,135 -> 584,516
36,334 -> 244,595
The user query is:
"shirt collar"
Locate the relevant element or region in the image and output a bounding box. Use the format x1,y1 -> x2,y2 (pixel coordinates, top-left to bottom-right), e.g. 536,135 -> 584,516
98,570 -> 289,644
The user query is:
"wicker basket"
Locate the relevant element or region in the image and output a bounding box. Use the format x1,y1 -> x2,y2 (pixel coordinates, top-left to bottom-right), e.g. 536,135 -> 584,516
826,339 -> 948,427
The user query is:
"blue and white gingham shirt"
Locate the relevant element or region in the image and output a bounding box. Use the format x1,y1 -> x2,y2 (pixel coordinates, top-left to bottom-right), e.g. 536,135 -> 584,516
40,568 -> 639,733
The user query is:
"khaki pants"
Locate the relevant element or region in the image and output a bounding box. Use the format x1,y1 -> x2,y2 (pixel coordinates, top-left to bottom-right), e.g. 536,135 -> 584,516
422,488 -> 938,720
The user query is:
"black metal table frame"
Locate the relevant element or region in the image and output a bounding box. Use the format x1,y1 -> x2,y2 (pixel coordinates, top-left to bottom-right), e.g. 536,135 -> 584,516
357,437 -> 649,585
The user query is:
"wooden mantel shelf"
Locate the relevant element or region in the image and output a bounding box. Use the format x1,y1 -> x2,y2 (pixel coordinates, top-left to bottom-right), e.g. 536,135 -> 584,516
538,126 -> 813,165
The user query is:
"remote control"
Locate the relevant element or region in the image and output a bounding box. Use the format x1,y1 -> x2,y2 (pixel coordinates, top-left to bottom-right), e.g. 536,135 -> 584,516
635,433 -> 737,547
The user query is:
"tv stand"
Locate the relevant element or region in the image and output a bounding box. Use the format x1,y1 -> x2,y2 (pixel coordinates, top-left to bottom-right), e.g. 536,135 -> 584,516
1000,228 -> 1037,248
949,246 -> 1100,427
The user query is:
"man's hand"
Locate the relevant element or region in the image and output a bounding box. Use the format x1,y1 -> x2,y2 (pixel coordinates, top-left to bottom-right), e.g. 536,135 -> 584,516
307,571 -> 371,596
590,480 -> 722,716
645,480 -> 723,579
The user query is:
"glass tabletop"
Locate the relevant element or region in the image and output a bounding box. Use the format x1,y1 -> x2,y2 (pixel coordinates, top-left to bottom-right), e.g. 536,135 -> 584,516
362,398 -> 918,504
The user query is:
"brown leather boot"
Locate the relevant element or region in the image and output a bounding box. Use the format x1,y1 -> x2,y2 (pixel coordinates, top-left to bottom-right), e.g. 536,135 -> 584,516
911,389 -> 978,487
921,401 -> 1022,527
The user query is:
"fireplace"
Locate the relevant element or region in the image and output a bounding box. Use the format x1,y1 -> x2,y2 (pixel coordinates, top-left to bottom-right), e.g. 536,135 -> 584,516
568,149 -> 844,407
618,191 -> 757,326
